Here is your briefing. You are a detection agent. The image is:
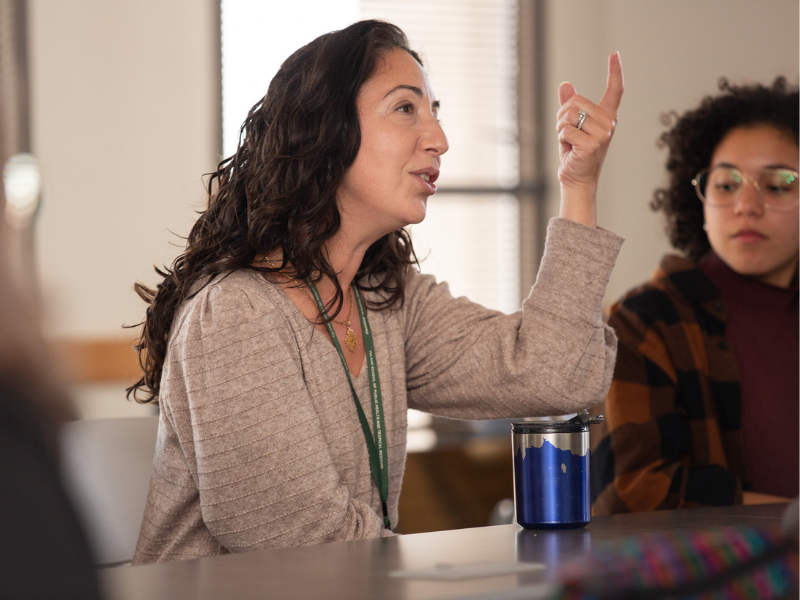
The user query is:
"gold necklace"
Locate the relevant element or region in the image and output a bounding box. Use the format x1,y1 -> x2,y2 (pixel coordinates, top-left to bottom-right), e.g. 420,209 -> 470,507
263,255 -> 358,353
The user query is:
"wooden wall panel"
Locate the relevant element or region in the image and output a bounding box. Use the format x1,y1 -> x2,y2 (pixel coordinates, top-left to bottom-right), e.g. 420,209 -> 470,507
52,338 -> 142,384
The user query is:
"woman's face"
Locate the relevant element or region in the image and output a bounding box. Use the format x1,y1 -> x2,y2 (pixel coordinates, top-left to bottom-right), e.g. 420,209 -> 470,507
703,125 -> 799,287
337,48 -> 449,240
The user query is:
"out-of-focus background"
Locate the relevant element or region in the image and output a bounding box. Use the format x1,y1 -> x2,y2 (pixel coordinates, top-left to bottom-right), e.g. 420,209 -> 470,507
3,0 -> 797,535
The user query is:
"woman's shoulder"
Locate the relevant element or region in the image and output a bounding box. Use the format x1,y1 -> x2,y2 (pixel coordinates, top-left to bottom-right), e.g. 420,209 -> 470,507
393,266 -> 478,316
171,269 -> 288,341
400,266 -> 447,299
360,266 -> 442,308
160,270 -> 306,408
610,254 -> 715,324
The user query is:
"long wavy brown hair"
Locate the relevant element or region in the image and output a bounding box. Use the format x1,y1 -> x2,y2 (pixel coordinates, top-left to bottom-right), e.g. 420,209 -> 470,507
651,77 -> 799,262
128,21 -> 422,404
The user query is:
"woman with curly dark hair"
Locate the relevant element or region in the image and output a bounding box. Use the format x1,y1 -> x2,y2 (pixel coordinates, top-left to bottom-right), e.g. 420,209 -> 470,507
592,78 -> 799,515
130,20 -> 625,563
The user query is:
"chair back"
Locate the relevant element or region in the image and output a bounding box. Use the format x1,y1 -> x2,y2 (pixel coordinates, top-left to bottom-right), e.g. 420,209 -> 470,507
59,416 -> 158,566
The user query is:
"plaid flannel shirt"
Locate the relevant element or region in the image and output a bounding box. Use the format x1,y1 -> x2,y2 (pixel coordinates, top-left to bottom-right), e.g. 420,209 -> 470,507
591,254 -> 746,515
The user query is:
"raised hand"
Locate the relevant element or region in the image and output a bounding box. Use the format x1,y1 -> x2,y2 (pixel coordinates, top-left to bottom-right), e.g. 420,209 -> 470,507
555,52 -> 624,227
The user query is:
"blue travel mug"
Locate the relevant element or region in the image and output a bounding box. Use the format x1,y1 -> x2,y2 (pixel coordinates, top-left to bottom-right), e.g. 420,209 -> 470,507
512,414 -> 603,529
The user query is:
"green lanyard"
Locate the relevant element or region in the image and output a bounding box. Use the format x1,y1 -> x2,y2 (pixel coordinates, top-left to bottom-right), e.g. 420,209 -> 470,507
306,280 -> 391,529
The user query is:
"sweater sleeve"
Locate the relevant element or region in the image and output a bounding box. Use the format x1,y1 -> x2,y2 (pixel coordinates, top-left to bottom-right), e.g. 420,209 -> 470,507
137,279 -> 388,562
402,218 -> 623,418
591,288 -> 742,515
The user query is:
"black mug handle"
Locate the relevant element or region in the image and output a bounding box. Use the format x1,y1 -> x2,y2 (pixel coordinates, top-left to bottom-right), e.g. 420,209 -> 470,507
572,410 -> 604,426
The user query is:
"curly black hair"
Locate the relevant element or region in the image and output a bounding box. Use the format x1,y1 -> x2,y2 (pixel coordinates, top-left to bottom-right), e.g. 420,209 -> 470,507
128,21 -> 423,404
651,77 -> 799,262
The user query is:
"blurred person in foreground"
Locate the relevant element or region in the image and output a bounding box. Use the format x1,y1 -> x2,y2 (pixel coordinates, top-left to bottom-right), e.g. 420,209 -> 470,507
592,78 -> 798,515
0,226 -> 100,596
129,20 -> 625,564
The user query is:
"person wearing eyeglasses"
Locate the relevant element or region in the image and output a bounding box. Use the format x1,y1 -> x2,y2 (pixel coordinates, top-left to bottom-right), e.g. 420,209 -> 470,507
592,78 -> 798,515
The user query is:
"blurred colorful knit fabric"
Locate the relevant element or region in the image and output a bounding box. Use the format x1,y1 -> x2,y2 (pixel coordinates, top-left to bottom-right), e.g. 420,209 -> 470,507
554,525 -> 798,599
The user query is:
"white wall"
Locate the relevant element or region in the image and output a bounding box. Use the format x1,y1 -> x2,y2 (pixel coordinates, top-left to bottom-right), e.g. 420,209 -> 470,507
544,0 -> 799,305
26,0 -> 220,418
29,0 -> 220,339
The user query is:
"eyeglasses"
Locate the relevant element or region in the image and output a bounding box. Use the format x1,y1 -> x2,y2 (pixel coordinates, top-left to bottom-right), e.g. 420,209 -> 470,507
692,166 -> 799,211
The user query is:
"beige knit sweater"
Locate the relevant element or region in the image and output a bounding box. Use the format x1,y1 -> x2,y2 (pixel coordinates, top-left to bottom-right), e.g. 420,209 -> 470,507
133,219 -> 623,564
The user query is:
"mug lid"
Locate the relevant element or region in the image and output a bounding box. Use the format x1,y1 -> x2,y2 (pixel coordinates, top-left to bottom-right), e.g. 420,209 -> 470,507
512,411 -> 603,434
512,420 -> 589,434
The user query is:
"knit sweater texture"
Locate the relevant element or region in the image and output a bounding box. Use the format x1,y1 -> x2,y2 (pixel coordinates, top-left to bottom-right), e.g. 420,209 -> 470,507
133,219 -> 623,564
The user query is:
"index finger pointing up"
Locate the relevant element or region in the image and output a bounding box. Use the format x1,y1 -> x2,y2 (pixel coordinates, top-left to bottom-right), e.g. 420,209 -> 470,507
598,51 -> 624,115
